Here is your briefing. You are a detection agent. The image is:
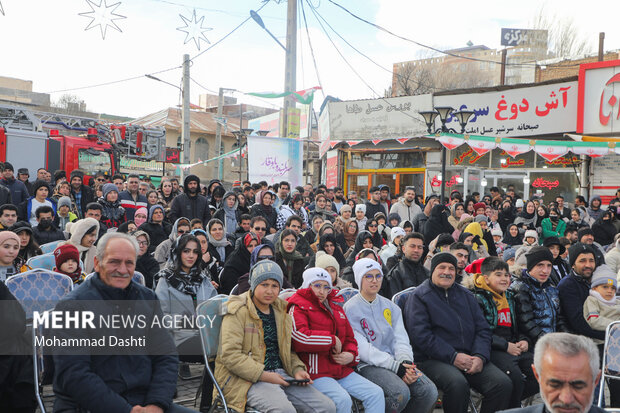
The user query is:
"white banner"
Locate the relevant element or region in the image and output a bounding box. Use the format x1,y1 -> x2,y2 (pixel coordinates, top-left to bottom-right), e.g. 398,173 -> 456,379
578,60 -> 620,134
435,81 -> 578,137
248,136 -> 303,187
327,94 -> 433,140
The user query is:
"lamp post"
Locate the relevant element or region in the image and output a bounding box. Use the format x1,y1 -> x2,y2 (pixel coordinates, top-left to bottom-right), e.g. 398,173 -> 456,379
418,107 -> 474,204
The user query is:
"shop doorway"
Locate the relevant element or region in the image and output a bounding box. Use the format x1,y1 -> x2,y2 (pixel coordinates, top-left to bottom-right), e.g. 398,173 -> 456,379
483,173 -> 528,200
345,171 -> 425,200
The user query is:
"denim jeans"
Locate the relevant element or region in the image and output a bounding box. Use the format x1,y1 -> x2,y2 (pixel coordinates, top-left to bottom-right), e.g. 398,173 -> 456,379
313,372 -> 385,413
358,365 -> 438,413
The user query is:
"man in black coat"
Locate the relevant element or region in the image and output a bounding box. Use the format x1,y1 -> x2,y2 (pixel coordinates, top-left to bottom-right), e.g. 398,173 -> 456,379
168,175 -> 211,225
499,333 -> 606,413
31,206 -> 65,245
381,232 -> 429,298
52,232 -> 193,413
0,162 -> 28,206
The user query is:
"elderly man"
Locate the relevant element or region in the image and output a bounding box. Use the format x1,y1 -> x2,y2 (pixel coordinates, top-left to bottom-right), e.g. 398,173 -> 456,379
52,232 -> 196,413
404,252 -> 512,413
499,332 -> 605,413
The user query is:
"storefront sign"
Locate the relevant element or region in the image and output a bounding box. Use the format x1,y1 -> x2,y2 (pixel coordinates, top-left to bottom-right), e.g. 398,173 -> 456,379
501,28 -> 547,47
531,178 -> 560,189
577,59 -> 620,134
325,150 -> 339,188
435,81 -> 578,137
453,148 -> 485,165
328,94 -> 433,140
431,175 -> 461,188
318,108 -> 331,157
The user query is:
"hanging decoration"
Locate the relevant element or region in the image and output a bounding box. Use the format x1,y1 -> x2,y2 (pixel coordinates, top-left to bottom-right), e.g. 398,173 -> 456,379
177,9 -> 212,51
437,134 -> 465,150
248,87 -> 322,105
79,0 -> 126,40
371,139 -> 382,146
396,138 -> 411,145
498,138 -> 532,158
533,142 -> 569,162
467,136 -> 497,156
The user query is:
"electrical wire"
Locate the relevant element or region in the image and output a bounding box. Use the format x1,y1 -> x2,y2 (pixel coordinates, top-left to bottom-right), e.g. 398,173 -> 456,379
299,0 -> 325,98
326,0 -> 584,69
190,77 -> 283,109
149,0 -> 283,20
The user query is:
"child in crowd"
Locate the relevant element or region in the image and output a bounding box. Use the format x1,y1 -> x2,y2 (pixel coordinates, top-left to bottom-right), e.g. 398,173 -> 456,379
287,267 -> 385,413
53,244 -> 86,285
215,260 -> 335,413
55,196 -> 77,231
0,231 -> 23,282
344,258 -> 438,413
470,257 -> 538,409
583,265 -> 620,344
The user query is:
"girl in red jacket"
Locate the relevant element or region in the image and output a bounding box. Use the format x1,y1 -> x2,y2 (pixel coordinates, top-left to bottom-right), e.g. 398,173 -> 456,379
287,267 -> 384,413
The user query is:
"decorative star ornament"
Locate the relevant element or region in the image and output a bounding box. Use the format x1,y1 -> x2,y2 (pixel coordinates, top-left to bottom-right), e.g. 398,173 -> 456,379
177,9 -> 212,51
79,0 -> 126,40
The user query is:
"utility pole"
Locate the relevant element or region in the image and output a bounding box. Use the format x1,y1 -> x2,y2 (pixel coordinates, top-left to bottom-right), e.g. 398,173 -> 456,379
281,0 -> 297,138
182,54 -> 191,164
215,87 -> 224,180
500,49 -> 507,86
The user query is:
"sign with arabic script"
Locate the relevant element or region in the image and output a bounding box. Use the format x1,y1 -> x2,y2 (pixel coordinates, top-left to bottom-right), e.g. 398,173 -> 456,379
247,135 -> 303,187
327,94 -> 433,140
501,28 -> 547,47
435,81 -> 578,137
577,59 -> 620,134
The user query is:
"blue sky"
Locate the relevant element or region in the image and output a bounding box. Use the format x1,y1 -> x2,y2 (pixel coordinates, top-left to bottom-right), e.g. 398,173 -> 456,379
0,0 -> 618,118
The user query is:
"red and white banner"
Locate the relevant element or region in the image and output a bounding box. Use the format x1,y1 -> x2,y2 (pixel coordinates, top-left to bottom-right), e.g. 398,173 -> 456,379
498,141 -> 532,158
437,135 -> 465,150
467,138 -> 497,156
570,145 -> 610,157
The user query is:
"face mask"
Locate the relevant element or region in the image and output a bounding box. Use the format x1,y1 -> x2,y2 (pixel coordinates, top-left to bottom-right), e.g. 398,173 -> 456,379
550,215 -> 558,221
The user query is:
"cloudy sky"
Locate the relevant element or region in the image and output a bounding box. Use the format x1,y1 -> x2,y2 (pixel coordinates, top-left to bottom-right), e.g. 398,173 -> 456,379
0,0 -> 618,118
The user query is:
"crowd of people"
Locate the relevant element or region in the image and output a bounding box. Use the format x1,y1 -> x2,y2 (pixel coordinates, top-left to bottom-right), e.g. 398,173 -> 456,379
0,162 -> 619,413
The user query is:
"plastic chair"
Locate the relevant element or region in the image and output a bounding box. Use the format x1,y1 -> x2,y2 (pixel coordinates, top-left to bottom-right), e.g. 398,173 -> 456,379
278,288 -> 297,300
196,295 -> 261,413
230,283 -> 240,295
598,320 -> 620,411
5,269 -> 73,320
392,286 -> 417,311
26,253 -> 56,271
39,240 -> 64,254
335,287 -> 359,306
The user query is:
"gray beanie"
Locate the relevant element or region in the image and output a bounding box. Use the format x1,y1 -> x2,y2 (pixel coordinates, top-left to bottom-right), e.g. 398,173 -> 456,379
503,247 -> 516,263
58,196 -> 72,209
250,260 -> 283,292
102,183 -> 118,199
474,214 -> 488,223
591,265 -> 617,289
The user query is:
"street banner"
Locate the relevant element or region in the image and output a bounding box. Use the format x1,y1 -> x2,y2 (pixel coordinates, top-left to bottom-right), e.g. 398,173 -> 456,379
248,135 -> 303,187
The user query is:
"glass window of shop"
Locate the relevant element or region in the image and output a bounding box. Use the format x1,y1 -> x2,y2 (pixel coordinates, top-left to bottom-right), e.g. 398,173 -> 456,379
527,171 -> 580,204
349,152 -> 425,169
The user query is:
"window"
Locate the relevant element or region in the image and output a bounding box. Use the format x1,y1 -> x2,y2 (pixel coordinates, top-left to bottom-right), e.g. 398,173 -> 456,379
194,137 -> 209,162
78,149 -> 112,176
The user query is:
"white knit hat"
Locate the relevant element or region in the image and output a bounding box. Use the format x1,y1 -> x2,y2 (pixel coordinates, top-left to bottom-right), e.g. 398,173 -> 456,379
352,258 -> 383,290
390,226 -> 406,241
301,267 -> 332,288
524,229 -> 538,241
355,204 -> 366,213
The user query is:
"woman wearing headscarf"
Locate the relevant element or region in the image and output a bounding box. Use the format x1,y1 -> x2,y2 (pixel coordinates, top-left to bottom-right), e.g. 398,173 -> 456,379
540,207 -> 566,244
11,221 -> 42,271
132,230 -> 160,289
448,202 -> 465,230
213,191 -> 242,236
191,229 -> 223,287
535,204 -> 549,231
157,179 -> 176,218
236,193 -> 250,215
275,228 -> 306,288
276,193 -> 309,231
250,190 -> 278,234
219,232 -> 261,294
514,201 -> 537,233
423,204 -> 454,245
310,193 -> 337,223
592,210 -> 617,247
345,230 -> 378,267
337,220 -> 358,256
133,207 -> 148,229
138,205 -> 171,254
307,233 -> 347,270
463,221 -> 490,258
568,208 -> 590,231
310,221 -> 336,254
502,223 -> 524,247
365,218 -> 385,250
452,213 -> 473,241
206,218 -> 233,266
498,200 -> 516,233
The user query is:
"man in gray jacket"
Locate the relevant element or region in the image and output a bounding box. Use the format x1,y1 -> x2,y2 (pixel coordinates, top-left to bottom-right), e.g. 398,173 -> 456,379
389,186 -> 422,225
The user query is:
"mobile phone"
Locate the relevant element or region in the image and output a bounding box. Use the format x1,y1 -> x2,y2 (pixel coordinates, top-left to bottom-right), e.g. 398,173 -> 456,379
285,378 -> 310,385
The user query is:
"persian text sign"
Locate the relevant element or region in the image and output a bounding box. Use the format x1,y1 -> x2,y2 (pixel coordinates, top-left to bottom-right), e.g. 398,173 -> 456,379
435,81 -> 578,137
500,28 -> 547,47
577,60 -> 620,134
248,136 -> 303,187
328,94 -> 433,140
325,150 -> 338,188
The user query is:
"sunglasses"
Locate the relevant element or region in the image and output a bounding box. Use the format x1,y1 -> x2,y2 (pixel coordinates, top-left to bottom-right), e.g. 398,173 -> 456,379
368,224 -> 377,228
253,227 -> 267,231
256,255 -> 275,262
177,230 -> 188,235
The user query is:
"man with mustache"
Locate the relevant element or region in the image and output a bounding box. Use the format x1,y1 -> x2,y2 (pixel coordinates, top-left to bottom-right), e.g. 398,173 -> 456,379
404,252 -> 512,413
499,332 -> 605,413
168,174 -> 211,225
52,232 -> 196,413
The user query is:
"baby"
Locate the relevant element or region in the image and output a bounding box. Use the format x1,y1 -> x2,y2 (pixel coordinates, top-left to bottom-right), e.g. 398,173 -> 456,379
583,264 -> 620,343
53,244 -> 86,285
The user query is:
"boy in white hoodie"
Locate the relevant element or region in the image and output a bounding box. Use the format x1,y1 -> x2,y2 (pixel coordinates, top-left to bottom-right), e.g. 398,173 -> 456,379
343,258 -> 438,413
583,264 -> 620,344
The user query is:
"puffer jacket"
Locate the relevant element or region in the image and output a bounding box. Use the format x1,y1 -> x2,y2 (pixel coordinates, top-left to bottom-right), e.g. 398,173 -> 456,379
381,257 -> 429,299
510,269 -> 563,344
214,293 -> 307,413
98,197 -> 126,228
287,288 -> 359,380
471,283 -> 530,351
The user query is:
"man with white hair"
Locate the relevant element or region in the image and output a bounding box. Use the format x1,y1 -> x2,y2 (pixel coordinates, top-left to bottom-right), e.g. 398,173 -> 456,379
499,332 -> 605,413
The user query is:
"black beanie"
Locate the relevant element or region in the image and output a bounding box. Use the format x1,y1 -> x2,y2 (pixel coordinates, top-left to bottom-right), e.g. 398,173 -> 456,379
32,179 -> 50,196
3,162 -> 13,172
577,227 -> 594,241
525,246 -> 554,271
568,242 -> 596,268
430,252 -> 458,275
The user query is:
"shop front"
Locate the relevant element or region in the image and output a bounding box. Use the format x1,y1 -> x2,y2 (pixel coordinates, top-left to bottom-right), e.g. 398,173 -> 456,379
425,145 -> 582,202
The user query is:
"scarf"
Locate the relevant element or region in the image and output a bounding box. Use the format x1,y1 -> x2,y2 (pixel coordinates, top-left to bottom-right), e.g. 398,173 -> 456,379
222,204 -> 238,235
589,289 -> 617,306
502,225 -> 523,246
343,225 -> 358,247
277,238 -> 303,282
162,266 -> 208,297
207,232 -> 230,261
474,273 -> 511,327
314,206 -> 334,220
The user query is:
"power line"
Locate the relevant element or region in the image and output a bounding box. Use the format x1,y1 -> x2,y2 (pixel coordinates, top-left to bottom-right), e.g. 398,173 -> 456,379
149,0 -> 284,20
190,77 -> 282,109
299,0 -> 325,98
326,0 -> 583,69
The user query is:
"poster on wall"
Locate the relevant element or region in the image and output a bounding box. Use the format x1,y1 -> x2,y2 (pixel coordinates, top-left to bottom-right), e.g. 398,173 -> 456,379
248,136 -> 303,187
325,150 -> 339,188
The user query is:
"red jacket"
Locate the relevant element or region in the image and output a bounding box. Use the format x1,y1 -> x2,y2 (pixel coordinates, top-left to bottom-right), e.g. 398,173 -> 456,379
287,288 -> 359,380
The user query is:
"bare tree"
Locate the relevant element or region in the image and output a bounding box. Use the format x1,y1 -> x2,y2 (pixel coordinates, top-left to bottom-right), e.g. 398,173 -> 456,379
530,6 -> 592,58
393,62 -> 436,96
53,94 -> 88,114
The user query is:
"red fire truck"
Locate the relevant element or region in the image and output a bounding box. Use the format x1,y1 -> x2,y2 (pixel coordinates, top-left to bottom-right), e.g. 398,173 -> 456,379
0,105 -> 166,183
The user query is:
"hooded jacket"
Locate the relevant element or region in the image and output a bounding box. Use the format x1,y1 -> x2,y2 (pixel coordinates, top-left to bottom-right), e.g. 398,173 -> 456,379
214,293 -> 307,413
168,175 -> 211,224
213,191 -> 243,235
587,195 -> 604,222
60,218 -> 99,274
423,204 -> 455,245
287,288 -> 359,380
138,205 -> 172,254
389,197 -> 422,224
153,217 -> 190,269
98,195 -> 126,229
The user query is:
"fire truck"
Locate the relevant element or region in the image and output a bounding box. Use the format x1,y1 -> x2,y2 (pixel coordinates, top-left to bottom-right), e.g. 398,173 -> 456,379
0,104 -> 166,183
